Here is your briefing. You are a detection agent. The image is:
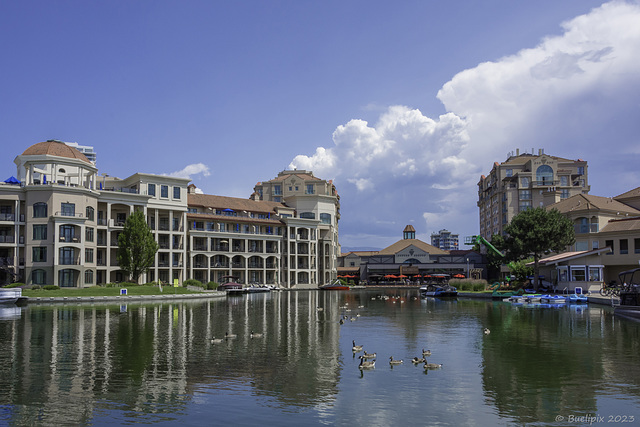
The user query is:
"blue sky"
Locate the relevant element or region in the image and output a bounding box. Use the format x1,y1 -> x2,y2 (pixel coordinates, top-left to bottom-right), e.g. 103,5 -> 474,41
2,1 -> 639,250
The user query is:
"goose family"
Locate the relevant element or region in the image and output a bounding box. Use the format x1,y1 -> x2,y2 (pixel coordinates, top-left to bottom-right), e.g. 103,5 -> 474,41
389,356 -> 403,365
358,356 -> 376,369
352,340 -> 363,352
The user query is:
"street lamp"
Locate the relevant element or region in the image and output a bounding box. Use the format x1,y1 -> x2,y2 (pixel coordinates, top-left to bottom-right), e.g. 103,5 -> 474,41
466,258 -> 470,278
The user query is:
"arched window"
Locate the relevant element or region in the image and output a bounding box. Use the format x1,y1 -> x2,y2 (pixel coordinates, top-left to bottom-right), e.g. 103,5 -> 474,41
536,165 -> 553,185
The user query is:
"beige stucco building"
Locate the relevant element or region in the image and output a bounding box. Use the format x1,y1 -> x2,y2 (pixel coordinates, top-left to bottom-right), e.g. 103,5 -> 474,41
477,149 -> 590,240
0,142 -> 339,289
536,189 -> 640,292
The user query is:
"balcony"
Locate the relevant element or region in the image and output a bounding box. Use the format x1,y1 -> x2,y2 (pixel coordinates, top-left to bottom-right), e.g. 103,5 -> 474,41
0,213 -> 15,221
59,236 -> 81,243
59,257 -> 80,265
575,224 -> 599,234
0,236 -> 15,243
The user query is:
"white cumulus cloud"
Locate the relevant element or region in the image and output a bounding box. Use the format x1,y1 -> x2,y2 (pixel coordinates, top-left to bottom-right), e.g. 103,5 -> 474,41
291,1 -> 640,249
164,163 -> 211,180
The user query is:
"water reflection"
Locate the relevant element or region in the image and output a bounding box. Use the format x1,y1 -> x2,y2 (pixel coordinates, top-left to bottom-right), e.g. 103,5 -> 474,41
0,291 -> 639,426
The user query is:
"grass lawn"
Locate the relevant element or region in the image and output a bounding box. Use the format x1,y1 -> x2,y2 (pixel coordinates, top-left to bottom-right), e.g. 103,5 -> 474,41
22,285 -> 203,298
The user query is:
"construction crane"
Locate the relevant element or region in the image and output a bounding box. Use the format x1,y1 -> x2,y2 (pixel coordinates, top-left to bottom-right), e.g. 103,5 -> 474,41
467,235 -> 504,258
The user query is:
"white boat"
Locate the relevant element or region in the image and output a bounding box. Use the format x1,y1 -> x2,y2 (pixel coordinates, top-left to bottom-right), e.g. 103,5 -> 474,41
245,284 -> 271,293
0,288 -> 22,305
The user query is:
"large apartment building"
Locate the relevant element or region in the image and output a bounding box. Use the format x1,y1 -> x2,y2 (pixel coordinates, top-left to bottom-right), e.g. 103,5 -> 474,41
477,149 -> 590,240
430,229 -> 459,251
251,170 -> 341,287
0,141 -> 339,289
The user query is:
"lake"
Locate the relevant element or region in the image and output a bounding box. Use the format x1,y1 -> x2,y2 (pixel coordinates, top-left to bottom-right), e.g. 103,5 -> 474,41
1,289 -> 639,426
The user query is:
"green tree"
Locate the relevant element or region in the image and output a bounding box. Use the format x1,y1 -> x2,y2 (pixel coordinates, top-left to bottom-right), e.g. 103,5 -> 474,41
117,210 -> 159,284
502,207 -> 575,290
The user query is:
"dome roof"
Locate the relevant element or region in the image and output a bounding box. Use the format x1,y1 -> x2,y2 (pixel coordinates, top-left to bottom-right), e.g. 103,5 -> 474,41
22,140 -> 91,164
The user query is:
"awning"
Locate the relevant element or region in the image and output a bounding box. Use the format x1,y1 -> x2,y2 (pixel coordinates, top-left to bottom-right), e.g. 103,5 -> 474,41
3,176 -> 19,184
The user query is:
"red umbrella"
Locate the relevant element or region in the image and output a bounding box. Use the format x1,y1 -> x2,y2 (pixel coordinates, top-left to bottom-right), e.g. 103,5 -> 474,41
453,274 -> 465,278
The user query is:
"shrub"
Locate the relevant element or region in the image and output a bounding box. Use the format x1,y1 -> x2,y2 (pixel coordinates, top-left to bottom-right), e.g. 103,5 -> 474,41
3,282 -> 25,288
30,285 -> 42,290
183,279 -> 203,288
43,285 -> 60,291
206,281 -> 219,290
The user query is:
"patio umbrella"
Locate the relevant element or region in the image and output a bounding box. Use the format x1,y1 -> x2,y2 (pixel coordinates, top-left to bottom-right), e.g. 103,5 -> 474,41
453,274 -> 465,278
3,176 -> 19,184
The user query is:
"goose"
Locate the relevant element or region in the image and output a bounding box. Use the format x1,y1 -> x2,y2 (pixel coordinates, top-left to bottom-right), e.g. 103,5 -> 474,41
339,318 -> 344,325
250,331 -> 263,338
350,317 -> 356,322
484,328 -> 491,335
389,356 -> 403,365
225,332 -> 237,339
422,349 -> 432,357
316,307 -> 324,312
352,340 -> 363,352
210,337 -> 223,344
358,356 -> 375,369
424,362 -> 443,369
363,351 -> 376,359
411,357 -> 425,364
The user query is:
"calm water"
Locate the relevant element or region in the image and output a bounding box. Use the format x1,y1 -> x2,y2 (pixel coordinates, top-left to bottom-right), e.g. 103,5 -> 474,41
1,290 -> 639,426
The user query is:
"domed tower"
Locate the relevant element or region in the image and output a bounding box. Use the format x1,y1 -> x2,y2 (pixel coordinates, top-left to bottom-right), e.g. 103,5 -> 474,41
14,139 -> 97,189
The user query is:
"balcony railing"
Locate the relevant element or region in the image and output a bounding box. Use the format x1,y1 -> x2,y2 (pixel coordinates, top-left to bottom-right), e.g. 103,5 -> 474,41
0,214 -> 15,221
575,224 -> 599,234
0,236 -> 15,243
0,257 -> 14,266
59,236 -> 81,243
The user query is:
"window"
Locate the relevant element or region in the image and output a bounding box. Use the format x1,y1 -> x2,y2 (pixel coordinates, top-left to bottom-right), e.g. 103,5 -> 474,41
520,177 -> 530,188
161,185 -> 168,198
620,239 -> 629,255
85,248 -> 94,263
188,208 -> 197,213
635,238 -> 640,254
570,266 -> 586,281
59,269 -> 74,287
173,186 -> 180,199
306,184 -> 314,194
33,247 -> 47,262
320,213 -> 331,224
593,240 -> 599,250
575,241 -> 588,251
519,190 -> 531,200
577,166 -> 585,175
274,185 -> 282,195
148,183 -> 156,197
61,203 -> 75,217
86,206 -> 95,221
605,240 -> 614,255
60,247 -> 75,265
33,224 -> 47,240
300,212 -> 315,219
32,269 -> 46,285
561,189 -> 570,199
560,176 -> 569,186
505,169 -> 512,177
519,200 -> 532,212
86,227 -> 94,242
536,165 -> 553,185
589,267 -> 602,282
33,202 -> 47,218
84,270 -> 93,285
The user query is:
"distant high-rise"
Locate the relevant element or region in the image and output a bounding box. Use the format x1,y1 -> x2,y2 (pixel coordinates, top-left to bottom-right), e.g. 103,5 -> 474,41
477,148 -> 589,240
63,141 -> 97,165
430,229 -> 459,251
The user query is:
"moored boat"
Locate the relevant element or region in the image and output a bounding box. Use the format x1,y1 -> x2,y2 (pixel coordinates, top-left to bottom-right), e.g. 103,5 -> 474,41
245,284 -> 271,293
0,288 -> 22,305
540,295 -> 566,304
566,287 -> 588,303
319,279 -> 350,291
420,284 -> 458,298
218,282 -> 245,294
